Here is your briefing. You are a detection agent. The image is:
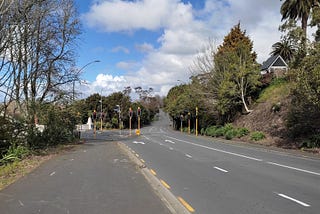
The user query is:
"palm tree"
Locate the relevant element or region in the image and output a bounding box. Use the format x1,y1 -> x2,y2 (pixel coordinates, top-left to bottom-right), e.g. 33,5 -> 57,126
280,0 -> 319,51
270,39 -> 296,62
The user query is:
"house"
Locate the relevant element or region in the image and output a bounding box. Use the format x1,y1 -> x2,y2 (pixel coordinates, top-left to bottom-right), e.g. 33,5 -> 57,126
260,54 -> 288,78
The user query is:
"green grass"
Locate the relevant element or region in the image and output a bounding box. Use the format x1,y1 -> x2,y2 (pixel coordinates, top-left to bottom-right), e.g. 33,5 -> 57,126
258,78 -> 290,103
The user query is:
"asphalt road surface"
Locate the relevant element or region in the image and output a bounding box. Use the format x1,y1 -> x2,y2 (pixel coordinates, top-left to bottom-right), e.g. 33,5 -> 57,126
121,111 -> 320,214
0,140 -> 171,214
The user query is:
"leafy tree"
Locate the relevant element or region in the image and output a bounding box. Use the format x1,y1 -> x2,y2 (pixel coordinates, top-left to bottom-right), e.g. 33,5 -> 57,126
287,42 -> 320,139
280,0 -> 320,53
0,0 -> 81,124
211,23 -> 260,123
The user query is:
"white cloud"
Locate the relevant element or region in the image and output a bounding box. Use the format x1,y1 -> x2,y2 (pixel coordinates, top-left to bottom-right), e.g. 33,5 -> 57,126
83,0 -> 176,32
135,43 -> 154,53
82,0 -> 284,97
111,46 -> 130,54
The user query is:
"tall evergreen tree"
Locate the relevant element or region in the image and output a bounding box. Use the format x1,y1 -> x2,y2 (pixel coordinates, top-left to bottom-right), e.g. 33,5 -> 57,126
211,23 -> 260,123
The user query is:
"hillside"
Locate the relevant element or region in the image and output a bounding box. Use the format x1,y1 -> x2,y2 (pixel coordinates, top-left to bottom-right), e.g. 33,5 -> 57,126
233,80 -> 293,147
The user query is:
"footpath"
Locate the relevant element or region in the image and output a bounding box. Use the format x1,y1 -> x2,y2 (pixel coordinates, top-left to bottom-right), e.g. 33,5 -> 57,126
0,140 -> 171,214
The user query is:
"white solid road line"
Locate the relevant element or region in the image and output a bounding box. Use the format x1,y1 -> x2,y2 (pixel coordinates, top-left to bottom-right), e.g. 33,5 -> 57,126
276,193 -> 311,207
132,141 -> 145,145
214,166 -> 229,173
165,139 -> 176,144
49,172 -> 56,176
267,162 -> 320,176
165,136 -> 263,162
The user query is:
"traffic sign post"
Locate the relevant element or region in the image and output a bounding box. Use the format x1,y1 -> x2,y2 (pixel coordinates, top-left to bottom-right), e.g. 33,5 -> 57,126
137,107 -> 141,135
129,107 -> 133,136
196,107 -> 198,136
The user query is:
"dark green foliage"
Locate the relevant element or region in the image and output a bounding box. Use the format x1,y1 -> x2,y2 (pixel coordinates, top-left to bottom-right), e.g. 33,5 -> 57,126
203,124 -> 249,140
27,105 -> 77,149
0,146 -> 30,165
225,129 -> 238,140
0,117 -> 27,159
300,134 -> 320,148
236,127 -> 249,138
250,132 -> 266,141
286,43 -> 320,141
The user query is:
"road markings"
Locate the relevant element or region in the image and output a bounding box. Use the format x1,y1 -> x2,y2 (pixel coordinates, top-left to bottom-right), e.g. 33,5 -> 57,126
140,159 -> 145,163
133,141 -> 145,145
150,169 -> 157,176
18,200 -> 24,206
267,162 -> 320,176
165,139 -> 175,144
185,154 -> 192,158
169,147 -> 174,150
49,172 -> 56,176
276,193 -> 311,207
143,136 -> 150,140
165,136 -> 263,162
160,179 -> 171,189
178,197 -> 195,213
214,166 -> 228,173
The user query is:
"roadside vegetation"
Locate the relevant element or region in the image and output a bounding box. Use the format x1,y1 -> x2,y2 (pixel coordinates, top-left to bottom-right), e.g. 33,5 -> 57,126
0,1 -> 161,171
164,1 -> 320,151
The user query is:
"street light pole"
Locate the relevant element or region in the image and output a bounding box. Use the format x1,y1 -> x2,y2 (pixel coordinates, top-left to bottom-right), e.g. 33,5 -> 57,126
72,60 -> 100,100
100,97 -> 103,130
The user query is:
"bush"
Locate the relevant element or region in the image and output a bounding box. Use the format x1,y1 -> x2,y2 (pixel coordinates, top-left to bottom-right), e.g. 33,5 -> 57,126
236,127 -> 249,138
250,132 -> 265,141
0,145 -> 30,165
225,129 -> 238,140
200,128 -> 206,135
222,123 -> 234,135
300,134 -> 320,148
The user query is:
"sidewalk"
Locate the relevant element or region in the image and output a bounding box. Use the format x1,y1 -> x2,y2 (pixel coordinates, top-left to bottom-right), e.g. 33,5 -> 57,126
0,141 -> 171,214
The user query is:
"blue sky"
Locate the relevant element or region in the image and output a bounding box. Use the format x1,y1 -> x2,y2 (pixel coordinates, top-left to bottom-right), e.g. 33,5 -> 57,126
73,0 -> 283,99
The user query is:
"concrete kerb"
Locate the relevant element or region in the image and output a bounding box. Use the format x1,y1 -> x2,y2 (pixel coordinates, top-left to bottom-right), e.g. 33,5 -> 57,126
117,142 -> 191,214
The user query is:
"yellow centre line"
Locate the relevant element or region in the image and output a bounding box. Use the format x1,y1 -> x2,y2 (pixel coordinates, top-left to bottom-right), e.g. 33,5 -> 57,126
160,179 -> 171,189
178,197 -> 195,213
150,169 -> 157,176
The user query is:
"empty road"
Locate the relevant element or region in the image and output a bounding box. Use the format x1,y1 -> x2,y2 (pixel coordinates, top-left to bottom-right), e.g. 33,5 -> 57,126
123,111 -> 320,214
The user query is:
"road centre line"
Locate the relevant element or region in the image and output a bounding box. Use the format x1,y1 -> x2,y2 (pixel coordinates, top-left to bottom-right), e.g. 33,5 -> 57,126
185,154 -> 192,158
267,162 -> 320,176
276,193 -> 311,207
143,136 -> 150,140
165,136 -> 263,162
214,166 -> 229,173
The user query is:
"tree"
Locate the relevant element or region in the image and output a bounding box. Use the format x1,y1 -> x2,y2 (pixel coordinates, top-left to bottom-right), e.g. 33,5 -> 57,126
271,39 -> 297,62
280,0 -> 320,52
211,23 -> 260,122
287,42 -> 320,140
0,0 -> 81,124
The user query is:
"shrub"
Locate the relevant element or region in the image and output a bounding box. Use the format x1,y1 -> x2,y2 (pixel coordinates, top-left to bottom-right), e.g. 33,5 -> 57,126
225,129 -> 238,140
250,132 -> 265,141
222,123 -> 234,135
0,145 -> 30,165
200,128 -> 206,135
236,127 -> 249,138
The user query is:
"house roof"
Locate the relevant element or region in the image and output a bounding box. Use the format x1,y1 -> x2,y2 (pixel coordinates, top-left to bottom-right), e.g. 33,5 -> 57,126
261,54 -> 287,71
